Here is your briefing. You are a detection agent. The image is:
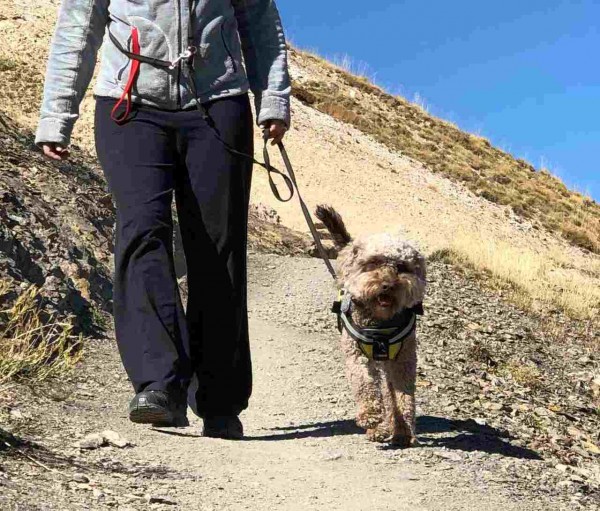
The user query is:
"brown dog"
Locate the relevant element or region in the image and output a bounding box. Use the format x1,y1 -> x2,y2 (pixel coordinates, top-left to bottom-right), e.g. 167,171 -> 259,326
316,205 -> 426,447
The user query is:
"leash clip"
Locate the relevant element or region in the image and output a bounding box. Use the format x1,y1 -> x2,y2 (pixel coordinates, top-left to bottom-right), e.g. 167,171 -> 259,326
170,46 -> 197,70
340,291 -> 352,314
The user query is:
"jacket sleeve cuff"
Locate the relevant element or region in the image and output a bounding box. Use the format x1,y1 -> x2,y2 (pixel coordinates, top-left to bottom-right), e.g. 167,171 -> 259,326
256,93 -> 291,128
34,117 -> 74,147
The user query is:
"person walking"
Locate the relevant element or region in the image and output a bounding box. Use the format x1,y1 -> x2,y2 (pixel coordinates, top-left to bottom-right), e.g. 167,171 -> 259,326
35,0 -> 290,439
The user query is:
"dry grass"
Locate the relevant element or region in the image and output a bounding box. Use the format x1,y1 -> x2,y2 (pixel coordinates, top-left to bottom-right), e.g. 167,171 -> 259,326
430,230 -> 600,321
290,48 -> 600,255
0,280 -> 82,384
500,360 -> 544,390
0,56 -> 17,72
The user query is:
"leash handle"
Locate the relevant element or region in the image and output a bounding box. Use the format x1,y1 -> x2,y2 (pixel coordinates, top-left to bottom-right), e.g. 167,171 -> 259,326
111,27 -> 141,124
261,138 -> 294,203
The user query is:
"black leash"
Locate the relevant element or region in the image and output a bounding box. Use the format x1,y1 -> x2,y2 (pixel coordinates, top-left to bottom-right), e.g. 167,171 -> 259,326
182,1 -> 337,279
262,135 -> 338,280
187,67 -> 337,279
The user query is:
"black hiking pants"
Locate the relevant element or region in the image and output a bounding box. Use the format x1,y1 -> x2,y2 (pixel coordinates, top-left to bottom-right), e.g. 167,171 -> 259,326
94,94 -> 253,418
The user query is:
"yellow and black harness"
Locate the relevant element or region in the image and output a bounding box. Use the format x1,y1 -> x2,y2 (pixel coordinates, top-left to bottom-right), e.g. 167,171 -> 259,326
332,290 -> 424,361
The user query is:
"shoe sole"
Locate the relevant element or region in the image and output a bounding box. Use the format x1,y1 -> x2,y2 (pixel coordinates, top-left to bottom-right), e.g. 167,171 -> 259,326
202,428 -> 243,440
129,405 -> 189,427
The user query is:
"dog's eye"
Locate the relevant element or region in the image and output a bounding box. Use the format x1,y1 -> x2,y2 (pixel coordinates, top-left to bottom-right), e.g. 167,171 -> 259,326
365,262 -> 378,271
396,263 -> 410,273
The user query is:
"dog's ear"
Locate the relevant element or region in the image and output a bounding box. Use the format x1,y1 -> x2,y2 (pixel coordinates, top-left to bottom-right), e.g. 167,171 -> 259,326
413,253 -> 427,281
337,240 -> 362,283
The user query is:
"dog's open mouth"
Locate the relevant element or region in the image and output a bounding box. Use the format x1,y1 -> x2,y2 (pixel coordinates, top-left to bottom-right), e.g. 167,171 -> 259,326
376,293 -> 394,308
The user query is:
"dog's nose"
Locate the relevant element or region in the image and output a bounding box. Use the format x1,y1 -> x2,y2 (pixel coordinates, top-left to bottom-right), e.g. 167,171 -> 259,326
382,283 -> 390,291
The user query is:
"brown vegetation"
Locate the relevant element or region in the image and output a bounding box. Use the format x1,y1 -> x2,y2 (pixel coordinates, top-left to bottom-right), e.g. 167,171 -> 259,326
0,280 -> 82,384
290,48 -> 600,255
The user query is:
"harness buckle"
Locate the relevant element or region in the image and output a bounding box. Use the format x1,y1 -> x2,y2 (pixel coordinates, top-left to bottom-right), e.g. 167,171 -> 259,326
169,46 -> 197,70
372,339 -> 389,361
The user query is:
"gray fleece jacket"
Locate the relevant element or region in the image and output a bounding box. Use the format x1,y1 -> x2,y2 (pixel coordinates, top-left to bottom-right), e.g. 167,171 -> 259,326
35,0 -> 291,146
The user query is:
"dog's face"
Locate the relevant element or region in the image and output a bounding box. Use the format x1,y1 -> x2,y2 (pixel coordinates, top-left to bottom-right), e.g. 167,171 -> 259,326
337,233 -> 426,321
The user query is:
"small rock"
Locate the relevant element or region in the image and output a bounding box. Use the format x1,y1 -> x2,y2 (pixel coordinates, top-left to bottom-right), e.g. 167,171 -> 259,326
147,495 -> 178,506
434,451 -> 462,462
581,441 -> 600,455
566,426 -> 585,439
101,430 -> 133,448
76,433 -> 106,450
9,409 -> 24,419
71,473 -> 90,483
591,374 -> 600,398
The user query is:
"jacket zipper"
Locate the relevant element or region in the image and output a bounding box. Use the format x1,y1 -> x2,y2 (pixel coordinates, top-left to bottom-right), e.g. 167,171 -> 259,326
176,0 -> 182,108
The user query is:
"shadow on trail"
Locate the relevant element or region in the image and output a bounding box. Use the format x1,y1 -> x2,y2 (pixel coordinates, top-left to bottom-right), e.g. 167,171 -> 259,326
415,416 -> 542,460
247,419 -> 363,441
0,427 -> 31,452
246,416 -> 542,460
151,428 -> 203,439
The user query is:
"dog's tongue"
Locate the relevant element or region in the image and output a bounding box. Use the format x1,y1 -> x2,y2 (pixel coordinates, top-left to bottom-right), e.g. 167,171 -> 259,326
377,294 -> 393,307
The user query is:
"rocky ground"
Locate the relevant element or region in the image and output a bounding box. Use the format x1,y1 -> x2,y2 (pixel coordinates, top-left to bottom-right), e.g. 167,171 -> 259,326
1,252 -> 598,510
0,2 -> 598,508
0,115 -> 114,331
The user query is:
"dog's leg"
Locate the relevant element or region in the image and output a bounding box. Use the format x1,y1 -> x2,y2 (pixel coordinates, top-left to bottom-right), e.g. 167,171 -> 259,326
366,368 -> 397,443
340,332 -> 384,431
385,333 -> 418,447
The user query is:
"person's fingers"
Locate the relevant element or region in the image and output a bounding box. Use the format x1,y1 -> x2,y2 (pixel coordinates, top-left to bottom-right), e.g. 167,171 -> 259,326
268,123 -> 286,145
261,125 -> 270,140
42,144 -> 61,160
54,145 -> 70,159
42,143 -> 70,160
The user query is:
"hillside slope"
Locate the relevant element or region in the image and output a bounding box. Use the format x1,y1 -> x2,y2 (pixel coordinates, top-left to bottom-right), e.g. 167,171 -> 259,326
290,49 -> 600,254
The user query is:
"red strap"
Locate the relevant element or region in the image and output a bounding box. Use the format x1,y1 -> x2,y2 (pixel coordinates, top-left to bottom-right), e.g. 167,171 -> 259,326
111,27 -> 141,124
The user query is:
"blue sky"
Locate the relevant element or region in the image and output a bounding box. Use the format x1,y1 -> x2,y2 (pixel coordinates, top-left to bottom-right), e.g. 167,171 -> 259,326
279,0 -> 599,200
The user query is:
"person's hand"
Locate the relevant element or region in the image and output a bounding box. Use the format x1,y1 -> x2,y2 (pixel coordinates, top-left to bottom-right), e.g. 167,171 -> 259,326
41,143 -> 70,161
262,119 -> 287,145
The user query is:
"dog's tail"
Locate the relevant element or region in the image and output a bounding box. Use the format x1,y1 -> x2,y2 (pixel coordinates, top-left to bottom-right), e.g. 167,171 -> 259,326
315,204 -> 353,249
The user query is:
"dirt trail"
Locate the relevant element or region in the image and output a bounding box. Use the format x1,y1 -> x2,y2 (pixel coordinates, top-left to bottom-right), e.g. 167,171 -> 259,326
0,2 -> 597,508
2,253 -> 584,511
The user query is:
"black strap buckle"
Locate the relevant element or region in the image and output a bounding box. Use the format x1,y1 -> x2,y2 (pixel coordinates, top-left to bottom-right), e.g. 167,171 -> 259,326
372,339 -> 390,361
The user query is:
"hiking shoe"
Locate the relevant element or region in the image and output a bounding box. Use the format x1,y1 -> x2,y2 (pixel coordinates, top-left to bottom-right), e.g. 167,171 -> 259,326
202,415 -> 244,439
128,390 -> 189,427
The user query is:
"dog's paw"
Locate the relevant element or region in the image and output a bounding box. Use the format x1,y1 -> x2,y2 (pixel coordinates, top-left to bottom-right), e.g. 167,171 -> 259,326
389,434 -> 418,448
366,427 -> 392,443
356,409 -> 383,430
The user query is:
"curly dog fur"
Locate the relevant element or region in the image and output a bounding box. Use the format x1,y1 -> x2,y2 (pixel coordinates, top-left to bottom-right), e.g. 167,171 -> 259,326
316,205 -> 426,447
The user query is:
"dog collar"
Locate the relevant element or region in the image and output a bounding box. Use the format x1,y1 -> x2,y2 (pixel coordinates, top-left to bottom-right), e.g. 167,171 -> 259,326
331,290 -> 423,361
